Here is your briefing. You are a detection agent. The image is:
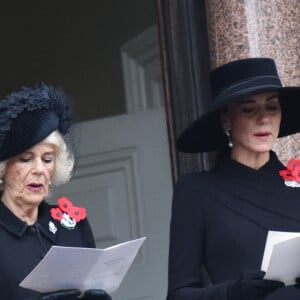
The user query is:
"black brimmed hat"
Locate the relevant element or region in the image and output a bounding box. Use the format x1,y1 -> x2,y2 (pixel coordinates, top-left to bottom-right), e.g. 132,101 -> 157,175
176,57 -> 300,153
0,82 -> 72,161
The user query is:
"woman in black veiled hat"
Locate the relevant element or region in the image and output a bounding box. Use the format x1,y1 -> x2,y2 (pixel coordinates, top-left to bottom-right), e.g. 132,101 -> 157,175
167,58 -> 300,300
0,83 -> 112,300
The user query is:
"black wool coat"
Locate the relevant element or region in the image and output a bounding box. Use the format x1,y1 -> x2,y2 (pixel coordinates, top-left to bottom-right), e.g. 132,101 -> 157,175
167,153 -> 300,299
0,200 -> 96,300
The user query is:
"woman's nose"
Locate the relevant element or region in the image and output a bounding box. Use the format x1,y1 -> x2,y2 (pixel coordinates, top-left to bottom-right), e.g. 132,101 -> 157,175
32,159 -> 44,173
257,110 -> 270,124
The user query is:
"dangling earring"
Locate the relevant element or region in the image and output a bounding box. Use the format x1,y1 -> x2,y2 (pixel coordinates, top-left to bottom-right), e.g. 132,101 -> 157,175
224,128 -> 233,148
0,179 -> 3,184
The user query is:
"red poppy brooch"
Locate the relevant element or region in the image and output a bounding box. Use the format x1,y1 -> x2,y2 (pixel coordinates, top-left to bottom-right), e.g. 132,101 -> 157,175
279,159 -> 300,188
50,197 -> 87,231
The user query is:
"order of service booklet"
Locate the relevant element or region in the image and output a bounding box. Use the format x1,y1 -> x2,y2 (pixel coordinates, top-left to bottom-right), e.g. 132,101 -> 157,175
19,237 -> 146,294
261,231 -> 300,285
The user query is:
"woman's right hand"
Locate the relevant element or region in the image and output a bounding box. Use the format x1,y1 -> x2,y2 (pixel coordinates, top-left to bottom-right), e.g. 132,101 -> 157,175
227,270 -> 284,300
81,289 -> 112,299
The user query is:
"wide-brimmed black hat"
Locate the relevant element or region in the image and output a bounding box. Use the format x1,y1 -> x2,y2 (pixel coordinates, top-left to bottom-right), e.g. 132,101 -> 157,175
177,57 -> 300,153
0,82 -> 72,161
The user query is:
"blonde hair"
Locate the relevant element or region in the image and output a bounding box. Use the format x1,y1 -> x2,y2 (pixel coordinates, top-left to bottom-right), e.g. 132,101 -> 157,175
0,130 -> 74,186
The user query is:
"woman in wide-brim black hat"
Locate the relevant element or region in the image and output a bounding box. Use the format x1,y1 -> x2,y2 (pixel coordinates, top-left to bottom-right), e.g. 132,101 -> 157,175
167,58 -> 300,300
177,57 -> 300,154
0,83 -> 112,300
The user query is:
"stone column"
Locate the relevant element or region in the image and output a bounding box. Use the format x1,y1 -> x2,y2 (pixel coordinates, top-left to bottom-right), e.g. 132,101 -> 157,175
157,0 -> 212,179
205,0 -> 300,164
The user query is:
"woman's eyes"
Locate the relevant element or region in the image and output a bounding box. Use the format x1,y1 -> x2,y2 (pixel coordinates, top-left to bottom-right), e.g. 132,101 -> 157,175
19,157 -> 31,162
18,156 -> 54,163
241,107 -> 254,114
267,105 -> 281,111
43,157 -> 54,163
240,105 -> 280,114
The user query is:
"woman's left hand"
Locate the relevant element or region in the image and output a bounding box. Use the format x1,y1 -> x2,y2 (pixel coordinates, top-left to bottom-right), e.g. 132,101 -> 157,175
295,277 -> 300,288
81,289 -> 112,300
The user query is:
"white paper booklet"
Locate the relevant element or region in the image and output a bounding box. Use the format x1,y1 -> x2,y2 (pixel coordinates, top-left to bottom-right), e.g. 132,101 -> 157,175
20,237 -> 146,293
261,231 -> 300,285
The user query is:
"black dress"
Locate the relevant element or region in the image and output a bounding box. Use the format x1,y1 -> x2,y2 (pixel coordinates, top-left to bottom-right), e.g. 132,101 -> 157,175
167,152 -> 300,299
0,200 -> 96,300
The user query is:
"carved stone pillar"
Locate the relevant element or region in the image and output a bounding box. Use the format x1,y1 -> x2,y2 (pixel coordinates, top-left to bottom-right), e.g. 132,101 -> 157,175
205,0 -> 300,164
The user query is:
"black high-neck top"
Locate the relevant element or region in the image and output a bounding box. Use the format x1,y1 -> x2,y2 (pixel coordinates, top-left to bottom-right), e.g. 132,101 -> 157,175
168,152 -> 300,299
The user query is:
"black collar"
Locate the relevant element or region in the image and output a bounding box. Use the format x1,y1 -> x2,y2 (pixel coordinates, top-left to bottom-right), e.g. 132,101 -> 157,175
0,200 -> 58,242
215,151 -> 286,193
211,152 -> 300,225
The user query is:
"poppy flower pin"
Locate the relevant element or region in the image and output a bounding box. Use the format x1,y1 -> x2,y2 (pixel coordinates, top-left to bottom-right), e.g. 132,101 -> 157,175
279,159 -> 300,188
50,197 -> 87,230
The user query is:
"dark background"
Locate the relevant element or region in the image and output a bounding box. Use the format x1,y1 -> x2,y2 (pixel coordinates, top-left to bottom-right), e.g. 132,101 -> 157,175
0,1 -> 157,121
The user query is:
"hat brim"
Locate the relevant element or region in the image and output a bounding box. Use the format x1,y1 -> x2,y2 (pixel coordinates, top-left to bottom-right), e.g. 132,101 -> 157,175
0,110 -> 59,161
177,86 -> 300,153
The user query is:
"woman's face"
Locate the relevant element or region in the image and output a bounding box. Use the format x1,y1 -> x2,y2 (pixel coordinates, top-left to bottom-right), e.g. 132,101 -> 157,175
221,91 -> 281,158
3,142 -> 56,207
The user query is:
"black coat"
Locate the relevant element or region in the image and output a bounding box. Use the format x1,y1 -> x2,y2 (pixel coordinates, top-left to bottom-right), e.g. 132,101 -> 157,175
0,200 -> 96,300
167,153 -> 300,299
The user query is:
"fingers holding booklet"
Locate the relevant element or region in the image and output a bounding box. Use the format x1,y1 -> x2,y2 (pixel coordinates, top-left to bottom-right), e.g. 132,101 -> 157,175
20,237 -> 146,296
261,231 -> 300,285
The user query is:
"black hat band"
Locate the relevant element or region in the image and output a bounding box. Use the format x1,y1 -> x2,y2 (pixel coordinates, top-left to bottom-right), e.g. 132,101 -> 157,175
214,76 -> 282,108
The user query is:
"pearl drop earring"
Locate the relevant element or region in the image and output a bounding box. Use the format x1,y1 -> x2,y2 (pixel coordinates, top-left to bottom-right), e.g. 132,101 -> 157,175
224,128 -> 233,148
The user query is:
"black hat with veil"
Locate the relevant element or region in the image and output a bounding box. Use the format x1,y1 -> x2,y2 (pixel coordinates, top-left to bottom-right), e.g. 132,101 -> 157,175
0,82 -> 74,163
